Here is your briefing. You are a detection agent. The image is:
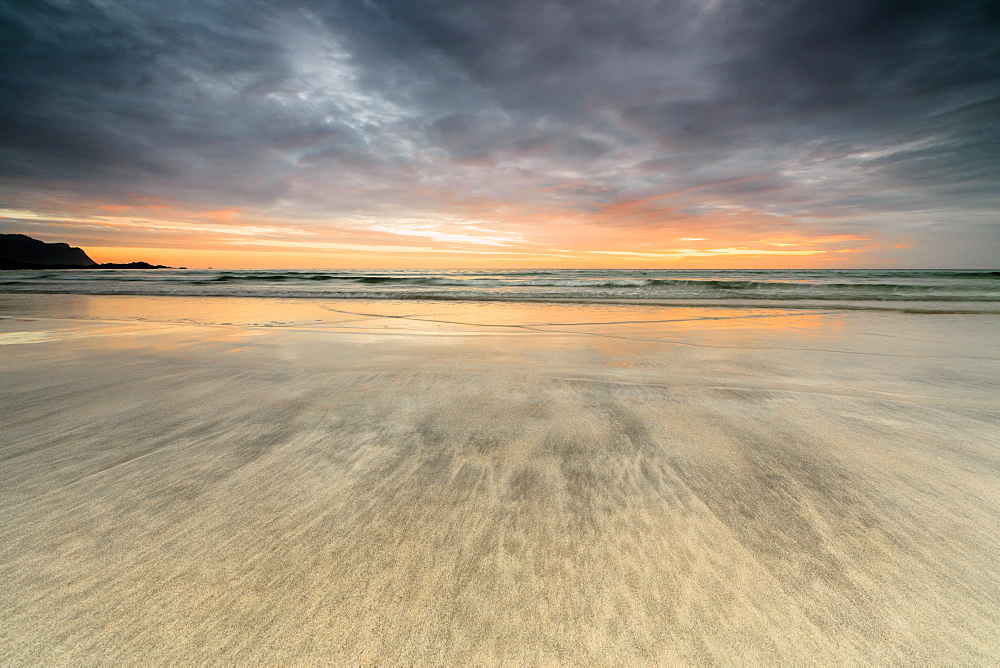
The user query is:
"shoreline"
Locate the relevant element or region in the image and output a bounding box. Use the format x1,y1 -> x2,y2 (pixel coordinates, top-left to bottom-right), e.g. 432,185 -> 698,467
2,294 -> 998,663
1,287 -> 997,314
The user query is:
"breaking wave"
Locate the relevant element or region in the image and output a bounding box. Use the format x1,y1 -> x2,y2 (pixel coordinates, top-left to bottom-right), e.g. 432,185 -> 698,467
2,268 -> 997,306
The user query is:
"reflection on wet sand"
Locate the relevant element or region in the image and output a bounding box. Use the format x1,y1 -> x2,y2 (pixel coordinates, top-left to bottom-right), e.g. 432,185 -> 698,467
1,294 -> 998,663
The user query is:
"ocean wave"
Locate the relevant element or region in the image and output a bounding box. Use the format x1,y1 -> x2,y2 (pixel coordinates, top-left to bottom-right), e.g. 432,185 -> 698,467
2,268 -> 998,305
194,275 -> 1000,291
936,271 -> 1000,278
211,273 -> 295,282
337,276 -> 995,294
2,283 -> 998,302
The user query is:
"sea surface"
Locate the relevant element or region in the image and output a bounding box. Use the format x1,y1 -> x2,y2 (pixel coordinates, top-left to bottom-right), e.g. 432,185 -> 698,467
1,268 -> 998,309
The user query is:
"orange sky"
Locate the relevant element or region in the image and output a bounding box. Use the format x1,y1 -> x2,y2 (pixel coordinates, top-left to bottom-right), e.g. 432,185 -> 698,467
1,198 -> 909,269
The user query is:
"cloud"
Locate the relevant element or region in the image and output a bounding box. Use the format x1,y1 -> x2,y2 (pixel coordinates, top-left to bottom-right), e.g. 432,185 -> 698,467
0,0 -> 997,266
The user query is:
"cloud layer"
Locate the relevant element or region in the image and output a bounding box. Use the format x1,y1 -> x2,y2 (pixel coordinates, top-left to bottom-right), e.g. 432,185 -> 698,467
1,0 -> 997,266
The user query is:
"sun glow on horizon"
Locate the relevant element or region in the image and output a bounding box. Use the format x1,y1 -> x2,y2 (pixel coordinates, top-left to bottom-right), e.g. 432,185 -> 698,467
0,201 -> 909,269
1,1 -> 996,271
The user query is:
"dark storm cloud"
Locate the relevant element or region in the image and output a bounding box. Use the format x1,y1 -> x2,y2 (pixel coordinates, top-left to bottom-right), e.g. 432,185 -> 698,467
0,0 -> 997,260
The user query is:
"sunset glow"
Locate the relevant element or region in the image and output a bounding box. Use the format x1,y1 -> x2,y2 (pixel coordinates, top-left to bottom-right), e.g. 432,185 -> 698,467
0,200 -> 918,268
1,1 -> 997,268
2,4 -> 998,662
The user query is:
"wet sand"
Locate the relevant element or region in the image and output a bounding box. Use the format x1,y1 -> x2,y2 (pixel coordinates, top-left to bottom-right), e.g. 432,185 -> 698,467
1,293 -> 998,664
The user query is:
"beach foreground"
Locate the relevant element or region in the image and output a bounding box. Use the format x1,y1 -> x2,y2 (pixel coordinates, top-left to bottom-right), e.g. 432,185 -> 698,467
1,294 -> 998,663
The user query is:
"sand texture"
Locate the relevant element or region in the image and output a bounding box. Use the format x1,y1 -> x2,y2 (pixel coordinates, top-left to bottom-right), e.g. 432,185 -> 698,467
1,294 -> 998,664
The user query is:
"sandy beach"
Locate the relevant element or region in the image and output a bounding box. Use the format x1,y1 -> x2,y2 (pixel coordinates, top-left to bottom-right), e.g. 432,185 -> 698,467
1,293 -> 998,664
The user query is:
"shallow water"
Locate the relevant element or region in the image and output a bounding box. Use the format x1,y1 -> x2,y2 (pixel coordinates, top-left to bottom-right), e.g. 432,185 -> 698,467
1,294 -> 998,663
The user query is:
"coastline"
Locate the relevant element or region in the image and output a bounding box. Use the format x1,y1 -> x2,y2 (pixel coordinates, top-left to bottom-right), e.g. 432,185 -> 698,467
2,267 -> 996,313
1,286 -> 998,315
2,294 -> 998,663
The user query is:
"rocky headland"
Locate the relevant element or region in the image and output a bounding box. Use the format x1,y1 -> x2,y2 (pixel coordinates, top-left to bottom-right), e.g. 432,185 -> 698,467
0,234 -> 169,269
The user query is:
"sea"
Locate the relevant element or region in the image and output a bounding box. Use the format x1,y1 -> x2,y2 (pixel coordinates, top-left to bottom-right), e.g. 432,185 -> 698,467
1,268 -> 998,310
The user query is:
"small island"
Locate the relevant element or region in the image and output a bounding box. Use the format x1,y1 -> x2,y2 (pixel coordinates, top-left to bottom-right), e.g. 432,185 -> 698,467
0,234 -> 170,269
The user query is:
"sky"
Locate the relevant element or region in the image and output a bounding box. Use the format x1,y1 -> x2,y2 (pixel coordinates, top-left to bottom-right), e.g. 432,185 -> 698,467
0,0 -> 998,268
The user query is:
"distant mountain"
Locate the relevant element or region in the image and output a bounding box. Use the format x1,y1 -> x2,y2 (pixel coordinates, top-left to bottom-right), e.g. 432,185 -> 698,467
0,234 -> 96,266
0,234 -> 169,269
90,261 -> 169,269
